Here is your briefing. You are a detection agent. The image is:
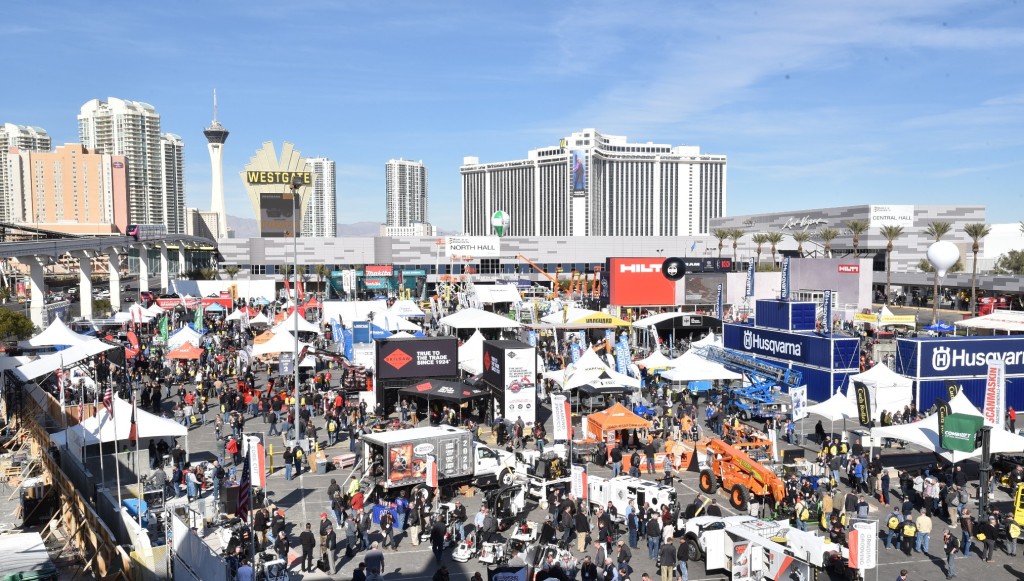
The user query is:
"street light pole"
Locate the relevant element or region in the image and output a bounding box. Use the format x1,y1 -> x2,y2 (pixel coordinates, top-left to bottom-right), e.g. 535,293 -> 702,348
291,176 -> 302,444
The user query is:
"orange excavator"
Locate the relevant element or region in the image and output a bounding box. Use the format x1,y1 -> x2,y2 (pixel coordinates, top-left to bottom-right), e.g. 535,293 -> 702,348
698,439 -> 787,511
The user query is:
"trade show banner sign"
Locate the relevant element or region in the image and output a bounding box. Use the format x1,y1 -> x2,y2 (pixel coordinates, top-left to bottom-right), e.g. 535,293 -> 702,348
745,260 -> 755,298
483,341 -> 538,425
615,336 -> 631,375
780,256 -> 791,300
571,464 -> 588,499
936,398 -> 952,447
376,337 -> 458,380
352,321 -> 371,344
725,325 -> 810,364
716,283 -> 723,319
854,381 -> 872,426
489,567 -> 528,581
243,434 -> 267,489
526,329 -> 537,347
823,289 -> 833,334
848,521 -> 878,570
445,236 -> 500,258
984,360 -> 1006,428
551,394 -> 570,441
909,336 -> 1024,379
732,541 -> 753,581
941,413 -> 983,453
791,386 -> 808,421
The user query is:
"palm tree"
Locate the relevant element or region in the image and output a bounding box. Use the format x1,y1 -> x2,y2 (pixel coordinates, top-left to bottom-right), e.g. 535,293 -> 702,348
879,225 -> 904,304
751,233 -> 769,265
845,219 -> 870,254
711,228 -> 731,258
765,232 -> 785,265
925,221 -> 953,324
223,265 -> 240,280
315,264 -> 331,298
964,223 -> 991,315
817,228 -> 839,257
728,229 -> 745,261
790,231 -> 811,257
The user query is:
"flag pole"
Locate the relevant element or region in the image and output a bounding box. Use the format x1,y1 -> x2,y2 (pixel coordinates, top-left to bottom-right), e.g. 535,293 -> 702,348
96,387 -> 105,488
113,395 -> 123,509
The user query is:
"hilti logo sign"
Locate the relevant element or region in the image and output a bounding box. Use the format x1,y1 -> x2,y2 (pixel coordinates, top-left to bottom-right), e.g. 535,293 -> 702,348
838,264 -> 860,274
620,263 -> 662,273
383,348 -> 413,369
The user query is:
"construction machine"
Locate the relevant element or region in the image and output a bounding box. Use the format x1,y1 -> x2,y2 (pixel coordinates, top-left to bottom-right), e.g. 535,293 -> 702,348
698,439 -> 788,512
515,254 -> 561,299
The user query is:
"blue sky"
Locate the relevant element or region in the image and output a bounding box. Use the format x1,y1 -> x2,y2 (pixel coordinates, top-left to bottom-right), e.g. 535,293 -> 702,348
4,1 -> 1024,230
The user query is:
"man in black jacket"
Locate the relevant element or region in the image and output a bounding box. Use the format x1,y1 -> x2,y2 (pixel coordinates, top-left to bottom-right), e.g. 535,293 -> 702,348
299,523 -> 316,572
610,446 -> 623,477
575,507 -> 590,553
659,538 -> 677,581
274,531 -> 290,564
579,555 -> 598,581
430,519 -> 446,564
645,513 -> 661,560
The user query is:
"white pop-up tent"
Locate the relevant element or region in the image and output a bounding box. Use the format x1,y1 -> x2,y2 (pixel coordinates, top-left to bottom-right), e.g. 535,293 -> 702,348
52,396 -> 187,447
438,308 -> 522,330
272,310 -> 321,334
249,312 -> 270,326
661,350 -> 742,383
458,330 -> 485,375
16,339 -> 117,381
22,318 -> 91,347
387,300 -> 426,318
379,315 -> 421,332
805,387 -> 858,422
541,307 -> 597,325
848,364 -> 913,419
545,348 -> 641,390
250,330 -> 312,357
167,326 -> 204,350
871,391 -> 1024,462
635,350 -> 674,370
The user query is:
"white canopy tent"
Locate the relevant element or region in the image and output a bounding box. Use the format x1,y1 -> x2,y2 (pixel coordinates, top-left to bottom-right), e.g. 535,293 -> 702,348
225,309 -> 246,321
871,391 -> 1024,462
167,326 -> 203,350
848,364 -> 913,418
0,356 -> 33,373
631,312 -> 680,329
22,318 -> 91,347
458,330 -> 485,375
249,312 -> 270,326
544,348 -> 641,389
16,339 -> 117,381
692,333 -> 721,348
321,300 -> 390,327
805,387 -> 858,422
541,307 -> 597,325
250,330 -> 312,357
661,351 -> 742,382
379,315 -> 421,332
635,350 -> 673,370
438,308 -> 522,330
955,310 -> 1024,333
145,303 -> 165,318
389,331 -> 415,339
52,396 -> 188,447
472,285 -> 522,305
272,311 -> 321,334
387,300 -> 426,318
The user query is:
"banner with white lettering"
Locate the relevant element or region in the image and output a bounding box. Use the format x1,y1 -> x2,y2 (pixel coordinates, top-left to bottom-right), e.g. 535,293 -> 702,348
984,360 -> 1006,429
615,336 -> 631,375
854,381 -> 872,426
823,289 -> 833,334
488,566 -> 528,581
551,394 -> 570,441
745,260 -> 755,298
571,464 -> 588,499
527,329 -> 537,347
571,342 -> 582,364
780,256 -> 791,300
716,284 -> 723,319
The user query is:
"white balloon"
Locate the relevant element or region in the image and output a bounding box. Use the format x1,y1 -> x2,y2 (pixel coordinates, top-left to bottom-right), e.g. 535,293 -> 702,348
926,240 -> 960,277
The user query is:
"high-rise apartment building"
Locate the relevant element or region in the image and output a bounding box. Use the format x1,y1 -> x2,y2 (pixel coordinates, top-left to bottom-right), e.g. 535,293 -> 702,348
78,98 -> 186,233
461,128 -> 726,237
385,159 -> 431,232
6,144 -> 130,235
302,157 -> 337,238
185,208 -> 224,239
0,123 -> 51,223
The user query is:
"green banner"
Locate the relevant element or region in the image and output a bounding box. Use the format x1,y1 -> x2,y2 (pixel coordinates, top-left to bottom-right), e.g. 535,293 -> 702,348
941,413 -> 983,453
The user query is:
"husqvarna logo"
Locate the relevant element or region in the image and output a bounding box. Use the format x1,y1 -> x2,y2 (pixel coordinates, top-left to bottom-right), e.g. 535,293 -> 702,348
932,346 -> 952,372
620,263 -> 661,274
743,331 -> 754,350
742,330 -> 802,357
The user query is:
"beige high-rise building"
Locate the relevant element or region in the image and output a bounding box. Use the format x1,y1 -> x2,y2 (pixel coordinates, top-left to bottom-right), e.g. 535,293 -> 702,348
0,123 -> 51,223
6,144 -> 130,235
78,98 -> 186,233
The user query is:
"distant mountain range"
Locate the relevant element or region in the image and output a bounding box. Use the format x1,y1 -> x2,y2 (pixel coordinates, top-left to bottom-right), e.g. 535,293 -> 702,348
226,215 -> 452,238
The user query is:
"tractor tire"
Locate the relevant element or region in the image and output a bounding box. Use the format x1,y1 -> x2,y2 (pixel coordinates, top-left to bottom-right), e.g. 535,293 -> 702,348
411,484 -> 433,505
730,484 -> 750,511
698,469 -> 718,494
683,538 -> 702,562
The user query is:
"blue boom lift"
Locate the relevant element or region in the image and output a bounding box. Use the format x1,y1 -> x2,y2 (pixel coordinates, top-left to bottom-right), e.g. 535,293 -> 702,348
695,345 -> 803,420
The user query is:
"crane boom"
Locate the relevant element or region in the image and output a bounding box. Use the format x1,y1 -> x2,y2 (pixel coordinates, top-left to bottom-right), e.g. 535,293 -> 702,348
516,254 -> 561,297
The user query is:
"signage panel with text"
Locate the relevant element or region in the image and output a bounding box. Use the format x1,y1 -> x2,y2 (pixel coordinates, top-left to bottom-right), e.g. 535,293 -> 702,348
376,337 -> 458,379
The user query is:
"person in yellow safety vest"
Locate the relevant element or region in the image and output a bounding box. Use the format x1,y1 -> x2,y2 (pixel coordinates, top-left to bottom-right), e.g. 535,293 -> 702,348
348,477 -> 361,497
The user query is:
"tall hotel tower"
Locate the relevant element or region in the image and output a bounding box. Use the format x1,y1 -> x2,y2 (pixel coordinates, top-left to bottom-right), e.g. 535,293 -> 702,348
203,90 -> 229,238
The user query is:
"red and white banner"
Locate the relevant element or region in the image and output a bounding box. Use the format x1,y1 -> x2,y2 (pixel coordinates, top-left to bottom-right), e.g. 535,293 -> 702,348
243,434 -> 267,488
838,264 -> 860,274
551,394 -> 570,441
425,455 -> 438,488
571,464 -> 587,500
848,521 -> 877,570
984,360 -> 1006,429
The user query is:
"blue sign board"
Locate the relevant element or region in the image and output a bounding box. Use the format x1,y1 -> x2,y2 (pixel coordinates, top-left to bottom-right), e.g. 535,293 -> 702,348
724,324 -> 810,364
745,260 -> 755,298
780,256 -> 791,300
352,321 -> 371,344
342,328 -> 354,360
896,335 -> 1024,379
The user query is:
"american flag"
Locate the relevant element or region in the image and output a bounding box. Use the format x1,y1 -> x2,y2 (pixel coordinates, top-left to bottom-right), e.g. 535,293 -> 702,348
236,449 -> 251,520
103,387 -> 113,418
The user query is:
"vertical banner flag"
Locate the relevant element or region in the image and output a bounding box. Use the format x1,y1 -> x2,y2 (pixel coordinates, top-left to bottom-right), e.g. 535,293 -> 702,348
341,328 -> 354,360
715,283 -> 724,320
854,380 -> 871,426
330,318 -> 342,344
604,329 -> 614,345
745,259 -> 755,298
103,387 -> 114,418
426,455 -> 438,488
984,360 -> 1006,428
128,394 -> 138,442
551,394 -> 570,441
615,336 -> 631,375
577,330 -> 586,348
571,464 -> 588,499
160,314 -> 169,345
571,343 -> 582,364
791,386 -> 808,421
945,380 -> 961,400
936,397 -> 952,447
823,289 -> 833,334
244,434 -> 267,488
848,521 -> 878,570
236,450 -> 251,520
527,330 -> 537,347
194,305 -> 203,330
780,256 -> 791,300
56,367 -> 65,409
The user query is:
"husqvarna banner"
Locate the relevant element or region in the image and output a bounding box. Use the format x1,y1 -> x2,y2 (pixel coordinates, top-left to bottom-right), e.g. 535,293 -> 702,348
551,394 -> 570,441
984,360 -> 1006,428
897,336 -> 1024,379
745,260 -> 755,298
780,256 -> 791,300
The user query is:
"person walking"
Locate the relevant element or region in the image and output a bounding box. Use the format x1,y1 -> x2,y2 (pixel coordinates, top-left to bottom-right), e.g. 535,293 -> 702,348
274,531 -> 290,564
345,515 -> 359,558
430,518 -> 446,563
283,447 -> 293,481
915,510 -> 932,554
658,537 -> 676,581
576,506 -> 591,553
959,508 -> 974,558
299,523 -> 316,572
675,535 -> 689,581
979,515 -> 998,562
380,506 -> 395,549
365,542 -> 385,578
943,528 -> 959,579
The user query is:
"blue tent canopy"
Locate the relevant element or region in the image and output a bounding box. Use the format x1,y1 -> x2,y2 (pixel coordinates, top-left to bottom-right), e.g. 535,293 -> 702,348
204,303 -> 226,312
923,321 -> 954,333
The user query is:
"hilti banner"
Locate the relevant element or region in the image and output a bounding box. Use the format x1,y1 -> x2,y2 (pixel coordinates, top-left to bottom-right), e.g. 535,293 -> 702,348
551,394 -> 570,441
984,360 -> 1006,428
